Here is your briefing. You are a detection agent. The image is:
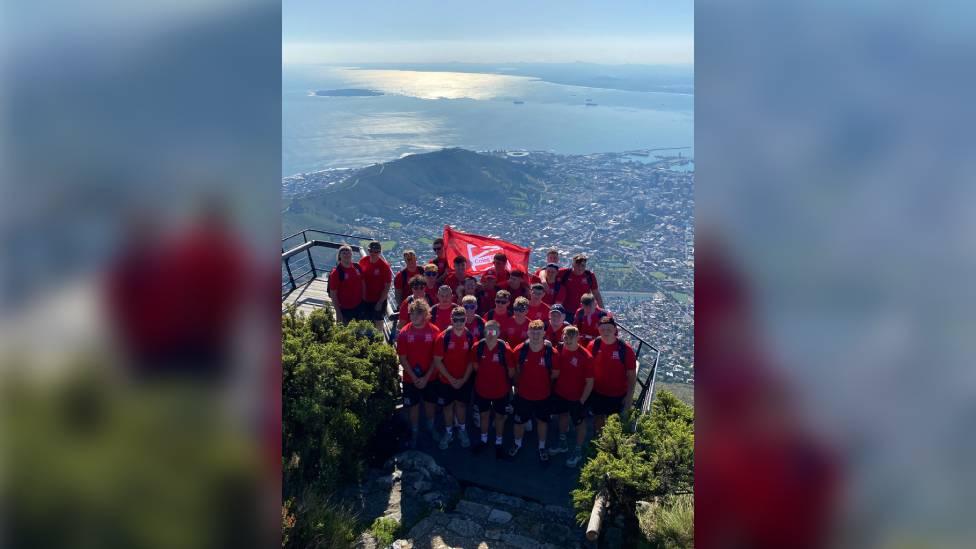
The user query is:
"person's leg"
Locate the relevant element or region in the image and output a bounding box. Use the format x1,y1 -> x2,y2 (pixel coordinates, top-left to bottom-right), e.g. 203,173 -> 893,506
480,411 -> 492,437
442,401 -> 455,435
594,414 -> 607,435
575,419 -> 587,447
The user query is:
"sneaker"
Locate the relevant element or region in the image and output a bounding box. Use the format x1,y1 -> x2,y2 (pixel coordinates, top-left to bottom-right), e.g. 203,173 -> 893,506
439,430 -> 454,450
495,444 -> 506,459
507,443 -> 521,458
566,448 -> 583,468
550,436 -> 569,455
539,447 -> 550,462
458,429 -> 471,448
525,419 -> 533,432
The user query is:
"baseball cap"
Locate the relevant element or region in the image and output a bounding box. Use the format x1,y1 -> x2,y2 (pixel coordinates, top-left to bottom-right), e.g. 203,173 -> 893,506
549,303 -> 566,315
597,315 -> 616,326
545,263 -> 560,270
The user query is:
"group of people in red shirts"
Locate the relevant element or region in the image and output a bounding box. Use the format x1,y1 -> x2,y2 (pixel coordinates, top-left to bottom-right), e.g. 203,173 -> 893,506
380,238 -> 638,467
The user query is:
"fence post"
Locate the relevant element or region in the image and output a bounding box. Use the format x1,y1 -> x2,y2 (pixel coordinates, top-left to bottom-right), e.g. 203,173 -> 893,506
284,257 -> 296,292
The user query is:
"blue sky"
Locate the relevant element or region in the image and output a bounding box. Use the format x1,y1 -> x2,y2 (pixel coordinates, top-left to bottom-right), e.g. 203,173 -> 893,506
282,0 -> 693,64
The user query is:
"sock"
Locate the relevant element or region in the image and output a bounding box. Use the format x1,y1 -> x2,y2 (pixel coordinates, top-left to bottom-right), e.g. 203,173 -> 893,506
458,424 -> 466,432
481,433 -> 488,443
514,438 -> 522,448
445,426 -> 453,435
559,432 -> 568,440
495,435 -> 503,445
539,440 -> 546,449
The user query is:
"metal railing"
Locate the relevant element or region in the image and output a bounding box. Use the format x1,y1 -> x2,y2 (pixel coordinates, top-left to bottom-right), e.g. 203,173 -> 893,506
616,323 -> 662,417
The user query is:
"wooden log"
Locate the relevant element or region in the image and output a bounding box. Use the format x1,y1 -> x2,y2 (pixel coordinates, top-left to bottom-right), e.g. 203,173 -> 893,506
586,489 -> 609,541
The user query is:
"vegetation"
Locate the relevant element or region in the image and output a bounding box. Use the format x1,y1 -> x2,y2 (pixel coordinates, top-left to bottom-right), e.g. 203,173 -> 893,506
638,494 -> 694,549
281,306 -> 400,548
572,391 -> 694,546
388,221 -> 402,229
669,292 -> 690,304
650,271 -> 668,280
369,516 -> 402,547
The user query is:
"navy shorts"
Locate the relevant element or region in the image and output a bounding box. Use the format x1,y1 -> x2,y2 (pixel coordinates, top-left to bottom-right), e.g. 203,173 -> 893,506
402,379 -> 438,407
586,391 -> 625,416
473,393 -> 511,416
550,395 -> 587,425
436,378 -> 473,405
361,300 -> 388,321
512,396 -> 550,424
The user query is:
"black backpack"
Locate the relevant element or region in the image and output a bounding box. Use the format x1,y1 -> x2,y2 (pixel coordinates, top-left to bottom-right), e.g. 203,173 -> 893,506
399,268 -> 414,289
554,269 -> 594,294
336,263 -> 362,281
574,307 -> 608,325
591,338 -> 631,365
476,339 -> 508,369
431,303 -> 457,324
405,294 -> 434,308
518,340 -> 555,374
442,327 -> 474,353
468,315 -> 486,337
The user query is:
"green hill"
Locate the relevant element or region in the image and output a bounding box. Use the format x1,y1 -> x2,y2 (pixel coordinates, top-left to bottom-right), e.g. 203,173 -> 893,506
283,148 -> 542,235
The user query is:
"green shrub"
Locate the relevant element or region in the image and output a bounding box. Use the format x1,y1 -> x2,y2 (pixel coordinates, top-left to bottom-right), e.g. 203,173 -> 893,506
281,306 -> 400,498
638,494 -> 694,549
369,516 -> 401,547
282,491 -> 359,549
572,391 -> 694,542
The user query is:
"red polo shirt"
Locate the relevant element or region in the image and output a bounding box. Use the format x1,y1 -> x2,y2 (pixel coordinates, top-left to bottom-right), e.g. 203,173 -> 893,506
394,266 -> 421,294
327,263 -> 364,309
434,328 -> 474,383
513,342 -> 557,401
430,302 -> 458,331
358,256 -> 393,302
396,322 -> 439,382
526,301 -> 551,323
588,338 -> 637,397
398,294 -> 431,324
556,270 -> 599,314
546,321 -> 570,348
554,346 -> 594,401
473,340 -> 513,400
503,316 -> 531,346
574,306 -> 608,343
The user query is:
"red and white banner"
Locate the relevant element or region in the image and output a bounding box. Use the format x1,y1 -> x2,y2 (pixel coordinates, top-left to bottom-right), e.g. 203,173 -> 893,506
441,225 -> 531,276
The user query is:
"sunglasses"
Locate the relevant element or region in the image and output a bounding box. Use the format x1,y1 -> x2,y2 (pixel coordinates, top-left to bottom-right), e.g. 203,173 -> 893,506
529,328 -> 545,333
433,246 -> 443,251
425,272 -> 437,277
513,306 -> 528,312
369,249 -> 380,254
463,304 -> 477,310
451,317 -> 466,323
495,300 -> 508,304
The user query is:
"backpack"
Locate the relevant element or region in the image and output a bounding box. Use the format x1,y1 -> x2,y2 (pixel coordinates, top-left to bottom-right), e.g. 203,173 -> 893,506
467,316 -> 486,337
406,294 -> 434,308
574,307 -> 607,325
399,268 -> 415,288
431,303 -> 457,324
518,340 -> 555,374
592,338 -> 631,365
554,269 -> 594,294
476,340 -> 508,369
442,327 -> 473,353
336,263 -> 362,281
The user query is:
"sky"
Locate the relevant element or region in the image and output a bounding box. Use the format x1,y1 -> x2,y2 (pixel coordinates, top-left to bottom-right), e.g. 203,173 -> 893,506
282,0 -> 693,65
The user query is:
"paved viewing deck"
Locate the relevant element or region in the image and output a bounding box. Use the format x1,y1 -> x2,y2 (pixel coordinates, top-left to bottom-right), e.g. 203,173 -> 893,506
282,278 -> 331,316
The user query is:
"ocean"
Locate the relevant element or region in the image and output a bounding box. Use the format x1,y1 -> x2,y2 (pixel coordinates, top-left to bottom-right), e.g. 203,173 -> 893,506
282,64 -> 694,177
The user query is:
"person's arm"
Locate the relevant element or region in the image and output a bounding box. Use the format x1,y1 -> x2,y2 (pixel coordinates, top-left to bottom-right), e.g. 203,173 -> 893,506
394,287 -> 404,305
329,289 -> 343,322
433,356 -> 453,385
377,282 -> 391,310
399,354 -> 417,386
623,370 -> 637,409
593,284 -> 604,308
580,378 -> 594,404
461,361 -> 474,384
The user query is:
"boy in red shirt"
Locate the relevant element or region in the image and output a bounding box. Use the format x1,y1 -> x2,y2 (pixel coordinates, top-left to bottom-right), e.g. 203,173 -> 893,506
587,315 -> 637,436
487,253 -> 511,286
539,263 -> 561,305
510,320 -> 559,462
546,304 -> 571,348
433,307 -> 475,450
526,283 -> 551,322
358,240 -> 394,331
504,297 -> 532,346
534,248 -> 563,281
396,300 -> 441,447
555,254 -> 603,315
573,293 -> 608,344
460,295 -> 486,340
443,256 -> 468,292
428,237 -> 450,285
422,264 -> 441,303
398,275 -> 433,325
327,245 -> 366,324
430,285 -> 459,331
550,326 -> 594,466
394,249 -> 421,304
478,272 -> 500,313
505,269 -> 530,302
483,289 -> 512,323
472,320 -> 515,459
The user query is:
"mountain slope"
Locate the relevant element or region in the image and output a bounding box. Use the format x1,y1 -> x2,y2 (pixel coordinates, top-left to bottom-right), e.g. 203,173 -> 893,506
283,148 -> 542,235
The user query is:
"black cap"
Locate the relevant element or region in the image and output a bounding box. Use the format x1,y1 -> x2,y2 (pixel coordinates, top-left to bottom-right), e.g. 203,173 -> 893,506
549,303 -> 566,315
545,263 -> 560,270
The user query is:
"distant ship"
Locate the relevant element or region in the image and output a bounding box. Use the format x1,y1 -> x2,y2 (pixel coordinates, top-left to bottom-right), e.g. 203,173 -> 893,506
513,100 -> 524,104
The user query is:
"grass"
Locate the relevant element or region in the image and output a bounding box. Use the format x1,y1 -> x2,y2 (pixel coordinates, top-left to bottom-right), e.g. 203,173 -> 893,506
618,239 -> 639,248
656,381 -> 694,407
283,492 -> 360,549
650,271 -> 667,280
369,517 -> 401,547
638,494 -> 694,549
418,237 -> 434,246
670,292 -> 690,304
388,221 -> 402,229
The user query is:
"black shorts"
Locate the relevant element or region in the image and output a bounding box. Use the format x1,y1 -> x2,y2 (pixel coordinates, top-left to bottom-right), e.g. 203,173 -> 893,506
587,392 -> 625,416
550,395 -> 587,425
402,379 -> 438,407
361,300 -> 388,321
512,396 -> 550,424
436,378 -> 473,405
473,393 -> 511,416
339,303 -> 367,323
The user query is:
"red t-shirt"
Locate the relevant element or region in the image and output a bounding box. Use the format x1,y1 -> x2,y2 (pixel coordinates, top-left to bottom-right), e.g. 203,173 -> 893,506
394,266 -> 421,294
327,264 -> 364,309
473,340 -> 513,399
554,346 -> 594,401
540,281 -> 559,305
588,338 -> 637,397
546,321 -> 570,347
504,284 -> 529,302
479,286 -> 499,313
398,294 -> 431,324
483,308 -> 511,326
424,285 -> 440,304
526,302 -> 551,323
483,268 -> 510,287
396,322 -> 439,381
434,328 -> 474,383
443,272 -> 465,292
574,306 -> 608,343
430,302 -> 458,331
464,316 -> 486,341
556,270 -> 599,314
513,342 -> 557,401
428,256 -> 450,279
358,256 -> 393,302
503,316 -> 531,346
